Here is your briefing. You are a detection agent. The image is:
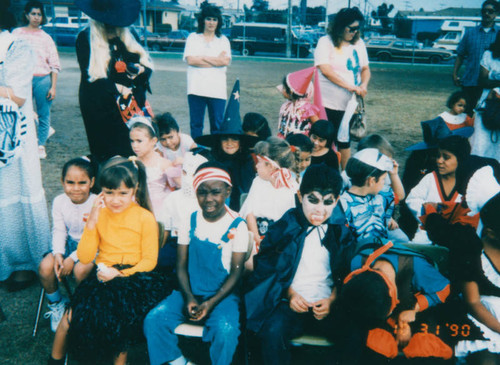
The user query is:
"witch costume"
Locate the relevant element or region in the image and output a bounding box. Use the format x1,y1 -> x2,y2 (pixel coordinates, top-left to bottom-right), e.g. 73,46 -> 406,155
75,0 -> 152,163
196,81 -> 258,211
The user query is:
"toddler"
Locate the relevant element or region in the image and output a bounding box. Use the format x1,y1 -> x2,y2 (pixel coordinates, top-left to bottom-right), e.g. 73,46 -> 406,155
277,67 -> 324,138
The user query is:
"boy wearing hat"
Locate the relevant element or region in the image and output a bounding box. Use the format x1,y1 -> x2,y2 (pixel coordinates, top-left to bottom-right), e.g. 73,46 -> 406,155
144,162 -> 249,365
340,148 -> 396,241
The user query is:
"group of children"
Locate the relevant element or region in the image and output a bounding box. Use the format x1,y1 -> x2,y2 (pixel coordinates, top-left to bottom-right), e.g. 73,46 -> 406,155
38,69 -> 500,365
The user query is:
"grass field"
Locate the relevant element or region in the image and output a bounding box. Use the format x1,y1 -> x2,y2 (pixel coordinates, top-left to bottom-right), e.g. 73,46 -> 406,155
0,53 -> 457,364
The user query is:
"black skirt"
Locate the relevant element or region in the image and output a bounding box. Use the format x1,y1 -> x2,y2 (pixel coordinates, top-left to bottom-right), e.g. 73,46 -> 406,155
67,267 -> 173,362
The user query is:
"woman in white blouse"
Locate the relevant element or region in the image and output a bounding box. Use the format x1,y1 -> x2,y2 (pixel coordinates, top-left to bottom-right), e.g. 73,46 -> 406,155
183,5 -> 231,139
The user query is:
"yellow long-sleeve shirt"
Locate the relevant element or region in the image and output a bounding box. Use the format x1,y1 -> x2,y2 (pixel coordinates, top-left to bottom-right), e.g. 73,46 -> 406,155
77,202 -> 158,276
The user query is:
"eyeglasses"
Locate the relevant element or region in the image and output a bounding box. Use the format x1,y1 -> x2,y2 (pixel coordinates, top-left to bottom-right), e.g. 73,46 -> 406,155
482,8 -> 496,15
346,26 -> 360,33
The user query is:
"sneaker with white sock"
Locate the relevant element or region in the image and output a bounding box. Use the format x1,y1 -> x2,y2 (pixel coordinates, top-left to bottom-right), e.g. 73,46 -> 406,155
38,145 -> 47,159
44,298 -> 67,332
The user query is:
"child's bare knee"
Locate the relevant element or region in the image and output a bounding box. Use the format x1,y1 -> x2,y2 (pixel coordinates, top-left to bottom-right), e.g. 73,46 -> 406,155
39,255 -> 55,278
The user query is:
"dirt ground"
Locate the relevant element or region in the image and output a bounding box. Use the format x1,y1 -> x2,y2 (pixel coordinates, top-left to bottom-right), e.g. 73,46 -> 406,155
0,51 -> 456,364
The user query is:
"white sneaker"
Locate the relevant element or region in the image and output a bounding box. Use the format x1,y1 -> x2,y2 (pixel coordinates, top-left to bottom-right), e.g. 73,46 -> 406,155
48,126 -> 56,139
38,145 -> 47,159
44,299 -> 67,332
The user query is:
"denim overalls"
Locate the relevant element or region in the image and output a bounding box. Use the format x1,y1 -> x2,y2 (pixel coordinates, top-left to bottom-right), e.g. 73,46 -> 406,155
144,211 -> 244,365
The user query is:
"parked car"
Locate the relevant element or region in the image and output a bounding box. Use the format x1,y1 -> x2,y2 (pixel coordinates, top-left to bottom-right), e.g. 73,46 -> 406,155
44,16 -> 89,29
147,30 -> 190,52
230,23 -> 312,58
42,26 -> 83,47
365,38 -> 454,64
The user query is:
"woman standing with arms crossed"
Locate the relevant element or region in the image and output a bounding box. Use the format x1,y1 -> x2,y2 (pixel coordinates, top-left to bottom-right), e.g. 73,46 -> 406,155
75,0 -> 153,163
184,5 -> 231,139
13,1 -> 60,159
314,7 -> 371,169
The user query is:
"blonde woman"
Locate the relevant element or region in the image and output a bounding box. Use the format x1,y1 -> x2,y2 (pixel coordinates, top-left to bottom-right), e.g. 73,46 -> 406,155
75,0 -> 153,163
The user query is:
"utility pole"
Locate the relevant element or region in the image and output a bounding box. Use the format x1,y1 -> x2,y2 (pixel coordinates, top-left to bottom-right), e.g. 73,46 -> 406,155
143,0 -> 148,48
286,0 -> 292,58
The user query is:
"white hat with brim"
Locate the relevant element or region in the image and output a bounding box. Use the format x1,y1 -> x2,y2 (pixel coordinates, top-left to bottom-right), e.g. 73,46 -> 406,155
352,148 -> 394,172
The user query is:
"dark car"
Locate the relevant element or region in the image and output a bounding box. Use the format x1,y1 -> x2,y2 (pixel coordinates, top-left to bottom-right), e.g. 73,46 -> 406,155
148,30 -> 190,52
230,23 -> 312,58
365,38 -> 454,64
43,26 -> 83,47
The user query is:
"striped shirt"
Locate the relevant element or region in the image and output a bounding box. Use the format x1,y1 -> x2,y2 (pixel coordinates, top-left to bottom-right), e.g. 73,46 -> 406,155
457,25 -> 498,86
340,191 -> 390,241
12,27 -> 61,76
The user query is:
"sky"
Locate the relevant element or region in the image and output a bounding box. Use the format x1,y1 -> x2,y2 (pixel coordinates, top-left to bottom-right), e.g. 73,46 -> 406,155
189,0 -> 484,14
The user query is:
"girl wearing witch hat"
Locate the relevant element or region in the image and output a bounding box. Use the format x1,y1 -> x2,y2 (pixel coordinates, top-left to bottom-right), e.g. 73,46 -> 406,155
277,66 -> 326,138
196,80 -> 258,211
75,0 -> 154,163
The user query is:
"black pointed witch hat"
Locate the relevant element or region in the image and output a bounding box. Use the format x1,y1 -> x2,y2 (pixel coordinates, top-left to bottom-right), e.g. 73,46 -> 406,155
195,80 -> 258,149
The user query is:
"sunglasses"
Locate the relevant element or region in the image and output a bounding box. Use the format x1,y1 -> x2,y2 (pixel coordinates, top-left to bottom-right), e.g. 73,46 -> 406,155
482,8 -> 496,14
346,26 -> 360,33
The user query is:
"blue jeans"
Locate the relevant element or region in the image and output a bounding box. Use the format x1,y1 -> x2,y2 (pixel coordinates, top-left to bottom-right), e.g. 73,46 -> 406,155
257,301 -> 334,365
33,75 -> 53,146
188,94 -> 226,139
144,290 -> 240,365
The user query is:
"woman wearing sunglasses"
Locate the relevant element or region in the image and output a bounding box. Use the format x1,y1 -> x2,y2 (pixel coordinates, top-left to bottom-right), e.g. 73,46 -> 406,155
314,7 -> 371,170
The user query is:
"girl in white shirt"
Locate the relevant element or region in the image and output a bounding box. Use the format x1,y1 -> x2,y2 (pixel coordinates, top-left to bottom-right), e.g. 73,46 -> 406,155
38,157 -> 96,332
240,137 -> 297,249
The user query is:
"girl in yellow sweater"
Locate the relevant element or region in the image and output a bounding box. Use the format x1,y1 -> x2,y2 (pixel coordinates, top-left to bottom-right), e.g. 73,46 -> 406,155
49,156 -> 171,365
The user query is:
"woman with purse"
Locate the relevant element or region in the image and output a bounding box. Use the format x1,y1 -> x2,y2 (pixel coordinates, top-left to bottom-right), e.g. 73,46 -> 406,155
314,7 -> 371,169
75,0 -> 153,163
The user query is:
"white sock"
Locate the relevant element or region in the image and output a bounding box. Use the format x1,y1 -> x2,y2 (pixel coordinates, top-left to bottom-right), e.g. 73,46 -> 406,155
46,290 -> 62,304
170,355 -> 188,365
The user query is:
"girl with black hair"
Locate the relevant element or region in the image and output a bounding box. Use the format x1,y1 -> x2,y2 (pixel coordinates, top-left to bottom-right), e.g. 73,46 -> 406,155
49,156 -> 171,365
38,157 -> 96,333
309,119 -> 340,170
243,112 -> 272,141
184,5 -> 231,138
406,135 -> 473,244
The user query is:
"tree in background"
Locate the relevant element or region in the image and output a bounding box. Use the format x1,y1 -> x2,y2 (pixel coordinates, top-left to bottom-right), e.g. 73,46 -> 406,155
371,3 -> 394,32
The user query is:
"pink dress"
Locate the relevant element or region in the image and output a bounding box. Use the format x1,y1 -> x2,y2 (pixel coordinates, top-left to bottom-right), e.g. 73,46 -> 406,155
278,99 -> 319,138
146,164 -> 179,217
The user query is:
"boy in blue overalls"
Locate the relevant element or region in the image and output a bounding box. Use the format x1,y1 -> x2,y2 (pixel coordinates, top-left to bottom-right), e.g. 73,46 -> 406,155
144,162 -> 249,365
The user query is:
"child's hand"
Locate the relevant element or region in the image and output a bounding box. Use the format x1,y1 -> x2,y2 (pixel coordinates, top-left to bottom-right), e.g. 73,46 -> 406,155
186,299 -> 200,319
396,322 -> 412,348
190,301 -> 214,322
399,309 -> 417,325
173,157 -> 183,166
87,193 -> 105,228
390,159 -> 399,176
288,287 -> 312,313
311,298 -> 333,320
60,257 -> 75,278
54,253 -> 64,280
97,266 -> 123,283
388,218 -> 399,231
